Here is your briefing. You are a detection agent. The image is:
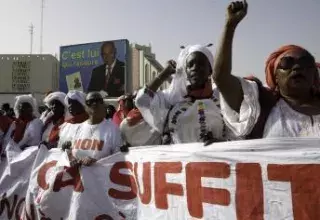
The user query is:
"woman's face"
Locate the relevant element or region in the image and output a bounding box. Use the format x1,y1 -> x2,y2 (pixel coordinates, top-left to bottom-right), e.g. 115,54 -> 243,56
124,97 -> 134,111
105,105 -> 116,119
186,51 -> 212,89
275,49 -> 317,97
68,98 -> 84,116
18,102 -> 33,118
85,93 -> 105,118
49,100 -> 65,118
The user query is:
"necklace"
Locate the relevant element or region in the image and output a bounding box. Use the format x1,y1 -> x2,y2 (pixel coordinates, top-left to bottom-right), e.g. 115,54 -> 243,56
197,95 -> 226,141
167,95 -> 227,142
197,101 -> 207,140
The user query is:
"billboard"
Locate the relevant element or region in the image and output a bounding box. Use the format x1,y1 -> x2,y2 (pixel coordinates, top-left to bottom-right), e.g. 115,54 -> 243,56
0,55 -> 59,93
59,39 -> 129,97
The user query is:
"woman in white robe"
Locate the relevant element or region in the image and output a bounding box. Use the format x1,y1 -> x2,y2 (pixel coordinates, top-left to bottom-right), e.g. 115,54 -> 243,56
3,95 -> 43,151
212,1 -> 320,138
41,92 -> 67,148
58,90 -> 88,148
66,92 -> 123,166
0,115 -> 12,156
119,93 -> 161,147
135,45 -> 242,145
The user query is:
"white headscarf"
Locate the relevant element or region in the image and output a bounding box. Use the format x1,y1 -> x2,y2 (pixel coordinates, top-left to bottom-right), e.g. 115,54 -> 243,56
14,94 -> 38,118
43,92 -> 69,120
43,92 -> 67,109
64,90 -> 86,107
163,44 -> 214,105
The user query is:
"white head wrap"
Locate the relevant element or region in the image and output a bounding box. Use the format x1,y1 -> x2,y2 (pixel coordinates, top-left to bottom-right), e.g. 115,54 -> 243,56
64,90 -> 86,107
44,91 -> 71,120
163,44 -> 214,105
43,91 -> 69,120
43,92 -> 67,108
14,94 -> 38,118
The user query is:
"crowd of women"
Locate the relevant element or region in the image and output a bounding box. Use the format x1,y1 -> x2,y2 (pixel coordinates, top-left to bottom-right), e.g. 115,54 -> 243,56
1,0 -> 320,167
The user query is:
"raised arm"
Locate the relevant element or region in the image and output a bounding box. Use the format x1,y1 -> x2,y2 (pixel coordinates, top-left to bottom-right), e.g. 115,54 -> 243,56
212,0 -> 248,112
146,60 -> 176,92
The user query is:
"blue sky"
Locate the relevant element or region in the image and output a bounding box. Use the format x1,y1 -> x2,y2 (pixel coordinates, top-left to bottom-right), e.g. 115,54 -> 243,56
0,0 -> 319,81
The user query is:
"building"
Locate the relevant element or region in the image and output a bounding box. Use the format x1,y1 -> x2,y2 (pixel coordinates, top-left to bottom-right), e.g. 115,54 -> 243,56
104,43 -> 168,106
130,43 -> 170,91
0,42 -> 168,107
0,54 -> 59,106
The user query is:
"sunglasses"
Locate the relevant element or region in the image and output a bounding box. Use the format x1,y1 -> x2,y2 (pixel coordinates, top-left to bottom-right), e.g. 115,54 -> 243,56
277,56 -> 315,70
86,98 -> 104,106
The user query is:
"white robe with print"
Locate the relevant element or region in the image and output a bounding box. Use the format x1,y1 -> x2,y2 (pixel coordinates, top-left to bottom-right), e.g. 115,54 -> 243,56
57,122 -> 81,148
71,119 -> 123,160
135,87 -> 243,144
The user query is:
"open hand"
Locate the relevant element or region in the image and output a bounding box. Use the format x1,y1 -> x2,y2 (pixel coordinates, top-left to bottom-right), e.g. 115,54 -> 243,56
61,141 -> 72,151
203,132 -> 223,146
79,157 -> 97,166
120,143 -> 130,153
226,0 -> 248,28
70,158 -> 81,168
47,142 -> 57,150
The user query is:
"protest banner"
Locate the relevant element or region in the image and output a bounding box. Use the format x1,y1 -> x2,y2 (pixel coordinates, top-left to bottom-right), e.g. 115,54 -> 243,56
1,138 -> 320,219
0,145 -> 39,220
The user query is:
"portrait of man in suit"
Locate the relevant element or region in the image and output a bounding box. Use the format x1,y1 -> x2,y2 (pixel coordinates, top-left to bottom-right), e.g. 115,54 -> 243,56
87,41 -> 125,97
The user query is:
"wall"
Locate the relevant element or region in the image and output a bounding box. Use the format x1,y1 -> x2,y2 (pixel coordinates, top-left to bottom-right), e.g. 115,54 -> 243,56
142,58 -> 152,86
0,55 -> 59,94
131,47 -> 140,90
139,50 -> 145,88
117,43 -> 166,92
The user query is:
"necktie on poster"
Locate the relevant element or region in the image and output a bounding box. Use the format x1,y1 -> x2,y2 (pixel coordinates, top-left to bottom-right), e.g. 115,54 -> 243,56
105,66 -> 112,85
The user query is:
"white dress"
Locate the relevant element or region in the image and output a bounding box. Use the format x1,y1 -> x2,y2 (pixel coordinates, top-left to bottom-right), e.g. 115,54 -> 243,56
120,118 -> 161,146
263,99 -> 320,137
220,78 -> 320,137
57,122 -> 81,148
135,86 -> 245,144
3,118 -> 43,150
41,122 -> 55,142
71,119 -> 123,160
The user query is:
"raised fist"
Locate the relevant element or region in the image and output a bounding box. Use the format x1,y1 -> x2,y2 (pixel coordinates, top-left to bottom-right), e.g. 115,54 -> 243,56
164,60 -> 177,75
226,0 -> 248,27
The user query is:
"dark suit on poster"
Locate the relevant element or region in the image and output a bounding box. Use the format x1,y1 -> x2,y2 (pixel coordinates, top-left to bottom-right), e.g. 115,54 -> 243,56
87,59 -> 125,97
